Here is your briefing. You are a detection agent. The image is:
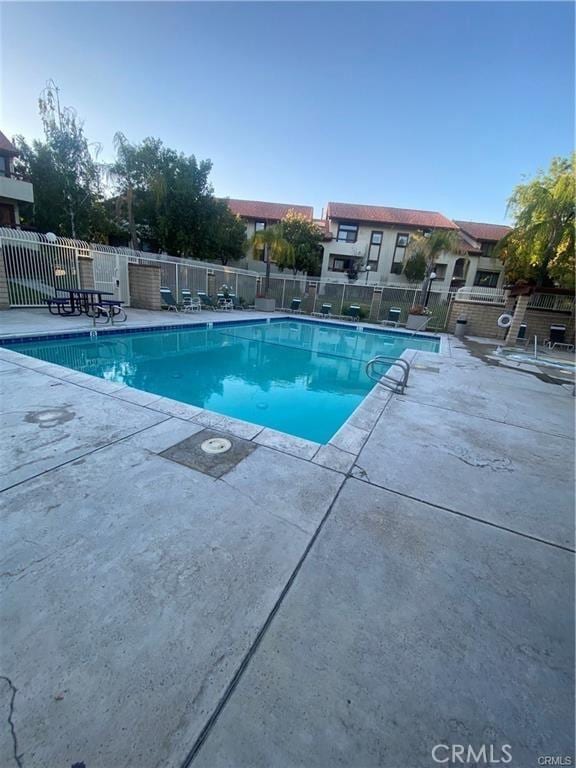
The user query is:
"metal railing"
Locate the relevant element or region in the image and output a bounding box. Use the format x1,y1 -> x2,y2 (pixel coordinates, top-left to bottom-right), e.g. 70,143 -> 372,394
455,286 -> 506,304
365,355 -> 411,394
0,228 -> 457,329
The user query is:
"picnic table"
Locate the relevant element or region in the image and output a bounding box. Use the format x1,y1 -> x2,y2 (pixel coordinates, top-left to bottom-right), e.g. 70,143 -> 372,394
47,288 -> 115,317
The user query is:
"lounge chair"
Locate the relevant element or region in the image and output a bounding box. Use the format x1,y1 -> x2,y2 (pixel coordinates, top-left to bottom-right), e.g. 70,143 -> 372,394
197,291 -> 217,311
181,290 -> 201,313
228,293 -> 243,310
381,307 -> 401,327
289,298 -> 302,313
320,303 -> 332,317
217,293 -> 234,312
344,304 -> 361,321
161,287 -> 180,312
545,324 -> 574,351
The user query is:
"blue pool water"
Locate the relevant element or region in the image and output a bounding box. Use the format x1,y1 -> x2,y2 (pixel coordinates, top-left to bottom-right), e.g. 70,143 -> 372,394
7,320 -> 439,443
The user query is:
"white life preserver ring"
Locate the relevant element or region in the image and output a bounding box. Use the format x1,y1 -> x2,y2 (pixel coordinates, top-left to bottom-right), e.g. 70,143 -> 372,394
497,313 -> 513,329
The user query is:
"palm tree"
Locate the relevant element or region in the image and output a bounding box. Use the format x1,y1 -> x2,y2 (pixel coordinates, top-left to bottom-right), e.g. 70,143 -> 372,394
406,229 -> 463,304
250,225 -> 294,296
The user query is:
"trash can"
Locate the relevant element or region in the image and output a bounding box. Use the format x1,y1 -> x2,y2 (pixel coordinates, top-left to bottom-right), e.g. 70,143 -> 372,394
454,316 -> 468,338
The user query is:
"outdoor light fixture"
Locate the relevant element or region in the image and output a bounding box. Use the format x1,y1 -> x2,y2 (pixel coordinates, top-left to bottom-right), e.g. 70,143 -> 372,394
425,271 -> 438,306
364,264 -> 371,284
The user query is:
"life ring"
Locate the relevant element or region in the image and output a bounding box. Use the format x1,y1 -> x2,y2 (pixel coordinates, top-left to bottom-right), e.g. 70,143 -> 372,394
497,313 -> 513,329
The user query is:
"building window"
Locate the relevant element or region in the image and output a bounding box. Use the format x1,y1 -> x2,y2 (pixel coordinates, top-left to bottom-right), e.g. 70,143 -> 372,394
330,255 -> 356,272
474,270 -> 500,288
0,156 -> 8,177
255,221 -> 266,232
396,233 -> 409,248
367,230 -> 383,267
433,263 -> 447,281
480,241 -> 495,258
0,203 -> 15,226
336,223 -> 358,243
390,232 -> 409,273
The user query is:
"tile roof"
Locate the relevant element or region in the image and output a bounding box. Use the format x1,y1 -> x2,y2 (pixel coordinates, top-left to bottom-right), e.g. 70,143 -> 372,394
225,198 -> 313,221
454,220 -> 511,242
0,130 -> 18,155
326,202 -> 457,230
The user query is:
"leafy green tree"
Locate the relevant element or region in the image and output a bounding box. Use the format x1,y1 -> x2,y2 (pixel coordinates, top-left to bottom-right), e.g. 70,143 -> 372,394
14,82 -> 107,239
402,251 -> 427,282
250,225 -> 294,294
279,211 -> 324,275
495,155 -> 575,288
209,202 -> 247,265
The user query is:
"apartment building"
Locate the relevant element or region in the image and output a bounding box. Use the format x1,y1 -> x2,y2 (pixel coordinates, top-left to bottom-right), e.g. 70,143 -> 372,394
0,131 -> 34,227
226,198 -> 314,272
320,201 -> 510,289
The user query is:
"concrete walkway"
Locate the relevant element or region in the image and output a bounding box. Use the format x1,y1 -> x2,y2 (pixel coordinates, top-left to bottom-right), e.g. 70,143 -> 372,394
0,312 -> 574,768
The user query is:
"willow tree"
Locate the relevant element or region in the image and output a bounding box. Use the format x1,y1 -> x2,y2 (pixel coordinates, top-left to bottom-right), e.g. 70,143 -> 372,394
495,155 -> 575,288
250,225 -> 294,295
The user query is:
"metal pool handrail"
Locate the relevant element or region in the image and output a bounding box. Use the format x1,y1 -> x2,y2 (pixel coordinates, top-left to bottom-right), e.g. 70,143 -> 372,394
365,355 -> 411,394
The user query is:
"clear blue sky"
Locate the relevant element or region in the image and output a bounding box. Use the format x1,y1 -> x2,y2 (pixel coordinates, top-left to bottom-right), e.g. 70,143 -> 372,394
1,2 -> 573,224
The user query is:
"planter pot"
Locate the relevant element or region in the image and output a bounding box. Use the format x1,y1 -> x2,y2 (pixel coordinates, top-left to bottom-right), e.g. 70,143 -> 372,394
406,313 -> 430,331
254,297 -> 276,312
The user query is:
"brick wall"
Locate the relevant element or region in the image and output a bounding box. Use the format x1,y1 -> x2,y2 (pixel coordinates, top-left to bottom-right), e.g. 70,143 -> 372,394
519,309 -> 575,345
448,299 -> 575,344
128,263 -> 161,310
447,300 -> 508,340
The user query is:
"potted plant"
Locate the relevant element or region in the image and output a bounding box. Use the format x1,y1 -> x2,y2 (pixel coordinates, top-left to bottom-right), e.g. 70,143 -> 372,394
406,304 -> 431,331
254,292 -> 276,312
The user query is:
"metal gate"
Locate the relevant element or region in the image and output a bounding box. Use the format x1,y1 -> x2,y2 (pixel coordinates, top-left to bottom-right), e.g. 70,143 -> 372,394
0,232 -> 80,307
93,251 -> 130,305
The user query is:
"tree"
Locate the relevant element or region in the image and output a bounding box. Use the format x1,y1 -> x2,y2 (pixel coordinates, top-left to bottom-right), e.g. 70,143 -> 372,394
402,251 -> 427,282
495,155 -> 575,288
250,225 -> 294,295
209,202 -> 247,265
278,211 -> 324,275
405,229 -> 463,304
14,81 -> 107,240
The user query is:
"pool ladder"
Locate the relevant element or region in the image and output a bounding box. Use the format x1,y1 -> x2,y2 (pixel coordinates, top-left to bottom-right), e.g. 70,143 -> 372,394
365,355 -> 411,394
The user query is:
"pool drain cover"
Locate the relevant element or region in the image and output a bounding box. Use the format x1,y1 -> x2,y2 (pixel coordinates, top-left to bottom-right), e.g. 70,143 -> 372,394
160,429 -> 256,478
201,437 -> 232,455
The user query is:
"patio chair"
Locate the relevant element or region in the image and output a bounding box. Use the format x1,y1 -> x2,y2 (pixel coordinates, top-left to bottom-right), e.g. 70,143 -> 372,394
289,298 -> 302,313
197,291 -> 217,311
181,290 -> 201,313
217,293 -> 234,312
161,287 -> 180,312
381,307 -> 401,327
320,303 -> 332,317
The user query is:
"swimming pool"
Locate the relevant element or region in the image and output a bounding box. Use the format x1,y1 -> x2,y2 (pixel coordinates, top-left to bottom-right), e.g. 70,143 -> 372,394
5,319 -> 440,443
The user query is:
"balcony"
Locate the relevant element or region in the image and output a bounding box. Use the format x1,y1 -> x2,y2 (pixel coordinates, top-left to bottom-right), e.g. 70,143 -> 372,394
326,240 -> 367,260
0,175 -> 34,203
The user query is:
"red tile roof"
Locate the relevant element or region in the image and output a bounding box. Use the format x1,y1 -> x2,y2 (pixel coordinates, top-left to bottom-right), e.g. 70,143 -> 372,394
326,202 -> 457,230
226,198 -> 313,221
0,130 -> 18,155
454,220 -> 511,242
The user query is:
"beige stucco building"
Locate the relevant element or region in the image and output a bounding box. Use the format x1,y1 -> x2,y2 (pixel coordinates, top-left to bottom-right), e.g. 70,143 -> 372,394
319,201 -> 510,290
0,131 -> 34,227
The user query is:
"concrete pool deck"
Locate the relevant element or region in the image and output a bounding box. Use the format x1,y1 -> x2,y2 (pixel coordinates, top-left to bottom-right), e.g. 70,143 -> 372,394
0,308 -> 574,767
